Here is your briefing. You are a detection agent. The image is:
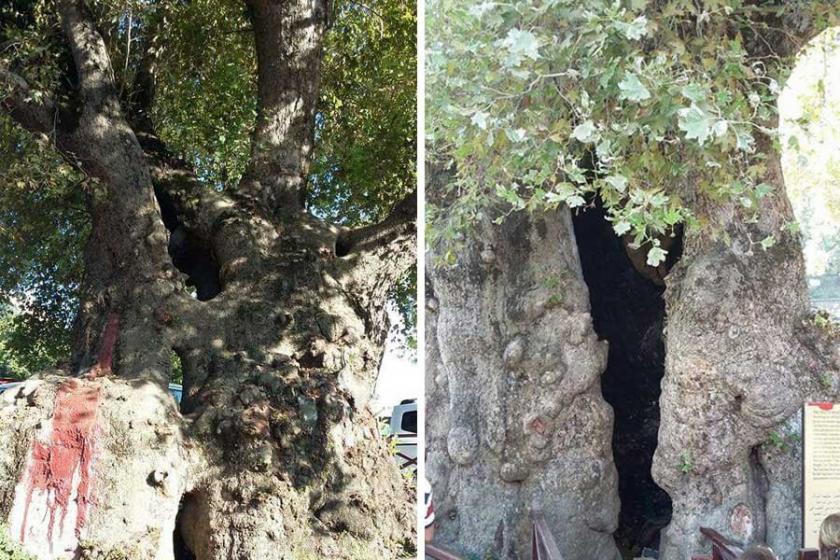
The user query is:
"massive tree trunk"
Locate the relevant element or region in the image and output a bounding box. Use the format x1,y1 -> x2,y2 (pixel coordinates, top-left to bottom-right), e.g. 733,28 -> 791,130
428,154 -> 838,560
428,14 -> 840,560
652,139 -> 840,560
426,196 -> 621,559
649,16 -> 840,558
0,1 -> 415,558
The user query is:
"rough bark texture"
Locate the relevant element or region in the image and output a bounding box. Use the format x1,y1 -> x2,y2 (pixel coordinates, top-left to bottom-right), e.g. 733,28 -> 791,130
426,13 -> 840,560
652,144 -> 840,560
427,207 -> 621,560
0,375 -> 191,559
641,17 -> 840,559
0,1 -> 416,558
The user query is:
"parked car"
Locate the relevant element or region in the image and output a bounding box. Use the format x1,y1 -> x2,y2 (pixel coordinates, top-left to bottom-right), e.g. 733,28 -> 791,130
387,399 -> 417,471
0,380 -> 184,403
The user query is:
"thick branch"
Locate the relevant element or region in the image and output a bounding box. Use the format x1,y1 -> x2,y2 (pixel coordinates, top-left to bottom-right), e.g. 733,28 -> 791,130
332,191 -> 416,310
137,131 -> 234,232
238,0 -> 329,215
56,0 -> 118,112
336,189 -> 417,256
0,65 -> 59,134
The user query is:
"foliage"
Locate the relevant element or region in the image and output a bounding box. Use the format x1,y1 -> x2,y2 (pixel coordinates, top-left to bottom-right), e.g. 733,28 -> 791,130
311,0 -> 418,345
147,0 -> 256,188
169,351 -> 183,385
766,429 -> 800,453
679,451 -> 693,474
813,309 -> 837,330
0,524 -> 36,560
0,0 -> 417,369
310,0 -> 417,227
388,271 -> 417,350
427,0 -> 840,267
0,112 -> 85,375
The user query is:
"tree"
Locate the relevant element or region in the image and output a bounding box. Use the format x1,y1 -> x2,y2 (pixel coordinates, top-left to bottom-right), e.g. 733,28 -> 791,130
0,0 -> 416,558
427,1 -> 840,559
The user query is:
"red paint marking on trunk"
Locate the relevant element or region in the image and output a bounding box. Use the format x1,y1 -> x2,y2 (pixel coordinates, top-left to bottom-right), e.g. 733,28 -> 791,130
19,379 -> 101,548
87,313 -> 119,378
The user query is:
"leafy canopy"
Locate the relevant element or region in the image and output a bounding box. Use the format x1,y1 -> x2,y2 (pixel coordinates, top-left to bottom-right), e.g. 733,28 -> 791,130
427,0 -> 839,267
0,0 -> 417,373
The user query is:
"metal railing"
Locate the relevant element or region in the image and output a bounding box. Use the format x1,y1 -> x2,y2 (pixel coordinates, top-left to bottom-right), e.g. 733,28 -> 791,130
426,543 -> 465,560
697,527 -> 743,560
530,511 -> 564,560
693,527 -> 821,560
426,511 -> 564,560
428,520 -> 825,560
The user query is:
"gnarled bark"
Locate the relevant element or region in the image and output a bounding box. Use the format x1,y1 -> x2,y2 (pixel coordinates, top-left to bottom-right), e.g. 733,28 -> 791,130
427,204 -> 621,560
0,1 -> 416,558
652,144 -> 840,559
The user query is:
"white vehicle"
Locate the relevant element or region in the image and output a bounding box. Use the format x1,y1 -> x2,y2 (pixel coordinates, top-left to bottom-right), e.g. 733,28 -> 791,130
388,399 -> 417,471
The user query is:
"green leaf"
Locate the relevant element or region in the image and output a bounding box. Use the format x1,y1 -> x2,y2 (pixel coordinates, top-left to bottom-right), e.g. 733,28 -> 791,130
500,28 -> 541,66
471,111 -> 489,130
614,16 -> 648,40
759,235 -> 776,251
754,183 -> 773,198
735,129 -> 755,152
618,73 -> 651,102
566,194 -> 586,208
505,128 -> 527,143
613,221 -> 632,235
680,84 -> 707,103
678,105 -> 715,145
572,120 -> 598,143
647,246 -> 668,267
605,174 -> 628,192
596,139 -> 613,159
495,184 -> 525,209
711,120 -> 728,138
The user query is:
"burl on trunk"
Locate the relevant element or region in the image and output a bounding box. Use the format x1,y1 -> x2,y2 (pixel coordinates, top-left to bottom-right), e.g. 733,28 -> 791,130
427,207 -> 622,560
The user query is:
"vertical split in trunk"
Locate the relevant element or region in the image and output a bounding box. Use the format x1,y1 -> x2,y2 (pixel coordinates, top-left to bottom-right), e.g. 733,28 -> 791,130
572,201 -> 678,558
173,496 -> 197,560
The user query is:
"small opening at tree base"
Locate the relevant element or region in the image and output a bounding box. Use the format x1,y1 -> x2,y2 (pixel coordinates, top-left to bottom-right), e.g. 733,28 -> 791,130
173,499 -> 196,560
572,199 -> 679,559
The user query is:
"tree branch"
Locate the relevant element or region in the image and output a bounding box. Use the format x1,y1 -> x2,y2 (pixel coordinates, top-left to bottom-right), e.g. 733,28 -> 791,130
56,0 -> 118,112
0,64 -> 60,134
336,189 -> 417,256
332,190 -> 417,305
136,129 -> 242,246
238,0 -> 329,216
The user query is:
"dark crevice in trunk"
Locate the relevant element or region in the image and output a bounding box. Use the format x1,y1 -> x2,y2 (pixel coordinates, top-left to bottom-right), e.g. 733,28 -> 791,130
335,236 -> 352,257
572,199 -> 677,559
173,499 -> 197,560
154,185 -> 222,301
749,445 -> 770,540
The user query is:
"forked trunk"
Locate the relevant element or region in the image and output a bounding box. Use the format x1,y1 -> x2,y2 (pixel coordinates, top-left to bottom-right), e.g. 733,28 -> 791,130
0,0 -> 416,557
0,210 -> 415,559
